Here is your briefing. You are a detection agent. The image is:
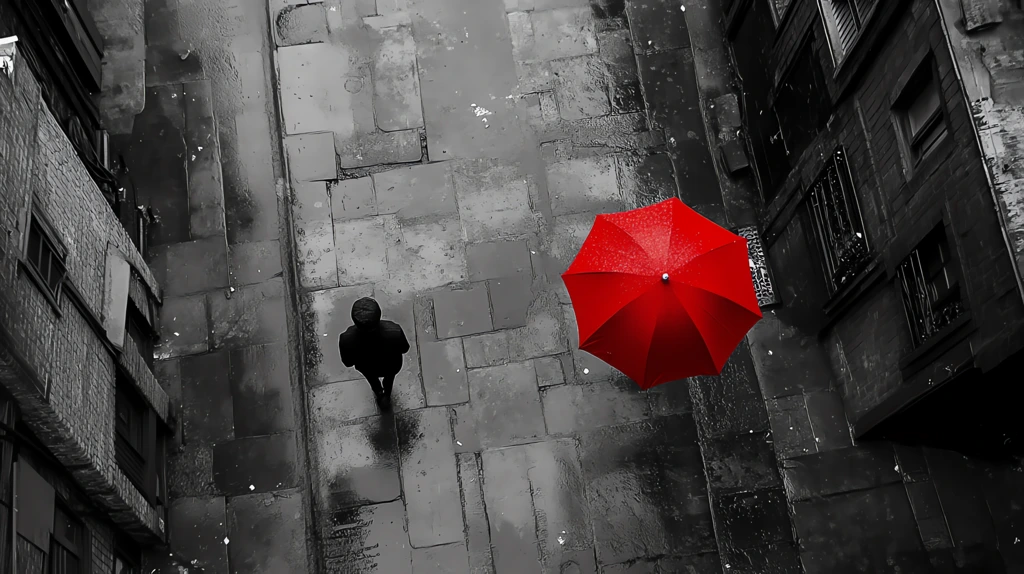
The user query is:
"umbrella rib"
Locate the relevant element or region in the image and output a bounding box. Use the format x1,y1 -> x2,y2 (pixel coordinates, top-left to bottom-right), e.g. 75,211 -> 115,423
676,285 -> 741,368
682,282 -> 758,314
677,239 -> 743,273
605,217 -> 659,267
578,282 -> 655,348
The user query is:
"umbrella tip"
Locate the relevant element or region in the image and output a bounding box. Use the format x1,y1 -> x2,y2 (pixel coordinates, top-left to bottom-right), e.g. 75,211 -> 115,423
662,273 -> 669,282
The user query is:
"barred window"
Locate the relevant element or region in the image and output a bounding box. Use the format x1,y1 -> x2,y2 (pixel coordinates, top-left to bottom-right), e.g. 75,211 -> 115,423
807,148 -> 871,294
898,225 -> 964,346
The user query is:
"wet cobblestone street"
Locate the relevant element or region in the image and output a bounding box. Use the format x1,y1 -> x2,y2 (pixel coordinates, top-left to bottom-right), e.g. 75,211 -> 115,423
138,0 -> 796,571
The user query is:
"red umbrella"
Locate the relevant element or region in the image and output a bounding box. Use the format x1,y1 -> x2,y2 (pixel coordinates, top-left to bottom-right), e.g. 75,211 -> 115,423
562,197 -> 762,389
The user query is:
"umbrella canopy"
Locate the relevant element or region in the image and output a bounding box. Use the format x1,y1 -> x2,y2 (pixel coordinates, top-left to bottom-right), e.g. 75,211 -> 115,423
562,197 -> 762,389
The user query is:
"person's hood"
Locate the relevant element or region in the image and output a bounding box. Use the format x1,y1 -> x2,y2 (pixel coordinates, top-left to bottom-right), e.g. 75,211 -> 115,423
352,297 -> 382,328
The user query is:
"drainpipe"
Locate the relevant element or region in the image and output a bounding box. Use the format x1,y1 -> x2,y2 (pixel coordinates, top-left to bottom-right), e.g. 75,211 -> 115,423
933,0 -> 1024,306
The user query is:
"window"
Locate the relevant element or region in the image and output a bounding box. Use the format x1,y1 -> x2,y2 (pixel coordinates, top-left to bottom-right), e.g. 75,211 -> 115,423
821,0 -> 877,62
0,398 -> 15,573
898,225 -> 964,346
50,505 -> 84,574
126,305 -> 155,369
774,37 -> 832,176
24,210 -> 68,303
114,375 -> 166,508
895,58 -> 947,166
807,148 -> 871,293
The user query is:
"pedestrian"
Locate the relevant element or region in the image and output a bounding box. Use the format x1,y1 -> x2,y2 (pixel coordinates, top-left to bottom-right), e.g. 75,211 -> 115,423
339,297 -> 410,410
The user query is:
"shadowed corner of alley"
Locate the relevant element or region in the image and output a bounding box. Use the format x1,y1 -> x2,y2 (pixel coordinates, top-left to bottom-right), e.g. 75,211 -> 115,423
131,0 -> 775,572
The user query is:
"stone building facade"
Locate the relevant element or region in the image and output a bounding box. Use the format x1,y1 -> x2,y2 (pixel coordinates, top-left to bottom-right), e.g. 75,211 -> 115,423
0,0 -> 177,571
727,0 -> 1024,570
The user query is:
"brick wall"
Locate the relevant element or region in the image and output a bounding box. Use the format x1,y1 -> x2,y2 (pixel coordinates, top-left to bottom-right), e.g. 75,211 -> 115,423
749,0 -> 1024,419
0,47 -> 169,544
730,1 -> 1024,572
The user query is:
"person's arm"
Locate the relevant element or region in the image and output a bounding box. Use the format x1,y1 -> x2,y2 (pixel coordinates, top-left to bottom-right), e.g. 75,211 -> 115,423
339,334 -> 355,367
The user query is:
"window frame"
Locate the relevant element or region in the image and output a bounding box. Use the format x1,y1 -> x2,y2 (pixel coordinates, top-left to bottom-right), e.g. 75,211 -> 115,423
21,204 -> 68,311
818,0 -> 879,68
114,374 -> 166,508
805,147 -> 872,295
892,54 -> 949,170
49,502 -> 84,574
896,224 -> 966,348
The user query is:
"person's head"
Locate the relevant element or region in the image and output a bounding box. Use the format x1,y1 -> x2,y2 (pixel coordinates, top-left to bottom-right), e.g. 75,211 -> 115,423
352,297 -> 382,329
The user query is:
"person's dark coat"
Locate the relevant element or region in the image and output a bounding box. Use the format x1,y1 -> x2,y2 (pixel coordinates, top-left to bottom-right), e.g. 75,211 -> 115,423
339,298 -> 410,376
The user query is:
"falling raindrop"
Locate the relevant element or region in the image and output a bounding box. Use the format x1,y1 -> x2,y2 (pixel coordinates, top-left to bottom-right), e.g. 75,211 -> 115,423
583,368 -> 590,374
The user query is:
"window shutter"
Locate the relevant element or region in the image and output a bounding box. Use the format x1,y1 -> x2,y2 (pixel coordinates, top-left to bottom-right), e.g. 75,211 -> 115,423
830,0 -> 859,52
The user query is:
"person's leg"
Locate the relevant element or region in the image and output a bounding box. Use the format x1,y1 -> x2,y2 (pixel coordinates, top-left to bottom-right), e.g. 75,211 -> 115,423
381,373 -> 396,397
359,370 -> 384,396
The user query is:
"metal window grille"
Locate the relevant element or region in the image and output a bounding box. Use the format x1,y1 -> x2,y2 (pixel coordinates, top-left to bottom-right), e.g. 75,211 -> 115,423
807,148 -> 871,293
897,227 -> 964,346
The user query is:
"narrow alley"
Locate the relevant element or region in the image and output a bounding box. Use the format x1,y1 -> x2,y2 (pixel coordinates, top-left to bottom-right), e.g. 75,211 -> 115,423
135,0 -> 778,571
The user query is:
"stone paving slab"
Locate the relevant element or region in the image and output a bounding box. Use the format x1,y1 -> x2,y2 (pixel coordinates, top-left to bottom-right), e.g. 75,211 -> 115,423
463,332 -> 510,369
373,162 -> 457,221
372,24 -> 424,132
324,500 -> 412,573
550,55 -> 612,121
278,42 -> 371,137
227,490 -> 309,573
150,237 -> 229,298
310,379 -> 380,427
410,0 -> 523,160
228,240 -> 284,287
313,414 -> 402,513
183,80 -> 227,239
432,284 -> 493,339
212,432 -> 298,495
168,496 -> 228,572
541,379 -> 650,435
467,362 -> 545,448
455,452 -> 493,571
285,131 -> 338,182
506,292 -> 567,360
579,415 -> 716,565
334,217 -> 390,286
180,351 -> 235,443
420,338 -> 469,406
548,155 -> 622,216
296,224 -> 340,290
488,274 -> 534,330
397,407 -> 464,547
452,159 -> 538,242
411,542 -> 470,573
384,215 -> 468,291
275,2 -> 329,47
208,278 -> 288,350
331,177 -> 377,222
228,343 -> 296,437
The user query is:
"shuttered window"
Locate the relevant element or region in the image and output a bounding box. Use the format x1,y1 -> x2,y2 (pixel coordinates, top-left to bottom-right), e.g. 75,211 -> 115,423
825,0 -> 877,60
